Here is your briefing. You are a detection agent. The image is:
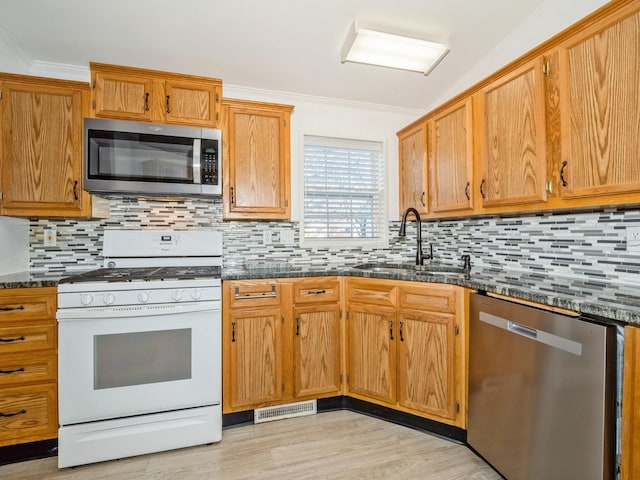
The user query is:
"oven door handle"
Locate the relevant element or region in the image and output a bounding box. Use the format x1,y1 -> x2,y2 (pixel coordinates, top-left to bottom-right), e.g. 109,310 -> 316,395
193,138 -> 202,185
56,301 -> 221,321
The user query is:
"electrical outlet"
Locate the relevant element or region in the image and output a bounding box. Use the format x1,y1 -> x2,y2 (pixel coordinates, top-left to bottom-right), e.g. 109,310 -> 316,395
280,229 -> 295,245
263,230 -> 273,245
626,226 -> 640,252
44,228 -> 57,247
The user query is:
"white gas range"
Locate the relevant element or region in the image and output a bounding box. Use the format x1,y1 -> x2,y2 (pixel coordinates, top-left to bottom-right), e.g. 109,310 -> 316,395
56,230 -> 223,468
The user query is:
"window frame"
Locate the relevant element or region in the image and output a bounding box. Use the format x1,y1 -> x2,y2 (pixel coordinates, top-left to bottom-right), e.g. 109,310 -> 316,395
299,133 -> 389,249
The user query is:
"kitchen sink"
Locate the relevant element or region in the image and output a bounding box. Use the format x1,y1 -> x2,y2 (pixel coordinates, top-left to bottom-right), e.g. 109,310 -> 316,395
352,262 -> 469,276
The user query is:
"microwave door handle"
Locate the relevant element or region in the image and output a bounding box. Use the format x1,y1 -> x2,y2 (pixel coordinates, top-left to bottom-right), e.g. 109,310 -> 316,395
193,138 -> 202,184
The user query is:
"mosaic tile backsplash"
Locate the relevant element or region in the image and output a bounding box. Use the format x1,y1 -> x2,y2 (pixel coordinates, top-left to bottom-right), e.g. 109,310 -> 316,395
27,195 -> 640,285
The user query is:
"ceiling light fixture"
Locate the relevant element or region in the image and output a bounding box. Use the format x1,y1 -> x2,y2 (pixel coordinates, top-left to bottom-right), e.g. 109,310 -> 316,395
341,23 -> 449,75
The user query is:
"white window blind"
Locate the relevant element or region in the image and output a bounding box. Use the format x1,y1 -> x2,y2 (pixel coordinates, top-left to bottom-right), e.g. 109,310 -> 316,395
303,135 -> 385,241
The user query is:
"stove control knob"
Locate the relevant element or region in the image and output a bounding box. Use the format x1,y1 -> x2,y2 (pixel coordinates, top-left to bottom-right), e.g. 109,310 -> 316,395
172,290 -> 183,301
81,294 -> 94,306
138,292 -> 150,303
191,289 -> 202,300
103,293 -> 116,305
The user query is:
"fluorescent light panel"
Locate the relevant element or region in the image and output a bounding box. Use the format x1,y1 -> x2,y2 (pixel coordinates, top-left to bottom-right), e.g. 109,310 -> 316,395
341,23 -> 449,75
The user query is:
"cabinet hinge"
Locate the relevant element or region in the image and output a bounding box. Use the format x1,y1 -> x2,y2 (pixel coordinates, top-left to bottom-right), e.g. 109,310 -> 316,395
92,80 -> 96,89
346,310 -> 349,320
0,89 -> 3,100
92,99 -> 96,110
340,374 -> 343,384
542,59 -> 550,76
346,374 -> 350,384
284,119 -> 287,127
281,314 -> 285,324
455,401 -> 460,414
454,324 -> 460,336
339,308 -> 343,318
0,190 -> 3,200
545,180 -> 553,194
215,112 -> 219,122
282,383 -> 285,393
285,199 -> 289,208
215,92 -> 219,102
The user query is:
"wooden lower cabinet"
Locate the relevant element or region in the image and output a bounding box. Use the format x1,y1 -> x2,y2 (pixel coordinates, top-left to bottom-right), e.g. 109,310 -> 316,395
346,278 -> 467,428
222,277 -> 341,413
0,287 -> 57,447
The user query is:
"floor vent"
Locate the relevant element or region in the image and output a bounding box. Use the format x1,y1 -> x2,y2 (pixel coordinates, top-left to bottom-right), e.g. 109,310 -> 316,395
254,400 -> 317,424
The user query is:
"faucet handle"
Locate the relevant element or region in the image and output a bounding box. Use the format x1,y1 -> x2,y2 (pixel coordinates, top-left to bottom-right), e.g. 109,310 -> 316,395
461,254 -> 471,270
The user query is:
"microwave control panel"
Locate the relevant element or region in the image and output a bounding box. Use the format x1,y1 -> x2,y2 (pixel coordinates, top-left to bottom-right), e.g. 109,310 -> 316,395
201,139 -> 219,185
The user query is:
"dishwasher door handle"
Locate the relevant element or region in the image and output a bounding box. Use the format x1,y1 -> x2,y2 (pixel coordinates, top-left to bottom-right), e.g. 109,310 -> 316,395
508,321 -> 537,339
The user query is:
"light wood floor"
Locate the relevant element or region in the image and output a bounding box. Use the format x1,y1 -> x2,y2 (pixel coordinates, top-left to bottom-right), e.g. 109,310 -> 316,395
0,411 -> 501,479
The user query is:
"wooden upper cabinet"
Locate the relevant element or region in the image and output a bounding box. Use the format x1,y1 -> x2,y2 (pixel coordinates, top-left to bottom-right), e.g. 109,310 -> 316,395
429,97 -> 474,214
222,98 -> 293,220
477,57 -> 548,208
90,63 -> 221,127
0,75 -> 90,217
556,6 -> 640,200
398,122 -> 428,216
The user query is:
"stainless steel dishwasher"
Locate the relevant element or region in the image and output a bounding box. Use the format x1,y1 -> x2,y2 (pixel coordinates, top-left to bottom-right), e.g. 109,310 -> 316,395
468,293 -> 616,480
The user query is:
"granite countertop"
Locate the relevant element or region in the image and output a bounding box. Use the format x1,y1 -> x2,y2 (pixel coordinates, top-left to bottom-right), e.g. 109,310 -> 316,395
223,262 -> 640,325
2,263 -> 639,324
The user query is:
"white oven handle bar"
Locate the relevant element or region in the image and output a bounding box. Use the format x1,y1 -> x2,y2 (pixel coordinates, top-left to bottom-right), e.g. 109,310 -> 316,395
57,301 -> 221,321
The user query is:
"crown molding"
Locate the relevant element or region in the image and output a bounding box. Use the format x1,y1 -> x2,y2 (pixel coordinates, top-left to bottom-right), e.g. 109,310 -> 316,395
223,83 -> 424,116
29,60 -> 90,82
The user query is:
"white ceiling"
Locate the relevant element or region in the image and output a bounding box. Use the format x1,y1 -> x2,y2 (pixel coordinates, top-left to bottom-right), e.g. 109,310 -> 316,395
0,0 -> 608,111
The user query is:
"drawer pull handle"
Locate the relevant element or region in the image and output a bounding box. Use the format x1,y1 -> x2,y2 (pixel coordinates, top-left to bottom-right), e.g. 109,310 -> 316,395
390,320 -> 394,341
231,322 -> 236,342
0,367 -> 25,374
0,336 -> 25,343
166,95 -> 171,114
0,306 -> 25,312
0,409 -> 26,417
234,284 -> 276,300
308,290 -> 326,295
296,317 -> 300,336
400,321 -> 405,342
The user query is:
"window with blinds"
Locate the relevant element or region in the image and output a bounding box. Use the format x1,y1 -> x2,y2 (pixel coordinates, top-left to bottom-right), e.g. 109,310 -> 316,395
303,135 -> 386,243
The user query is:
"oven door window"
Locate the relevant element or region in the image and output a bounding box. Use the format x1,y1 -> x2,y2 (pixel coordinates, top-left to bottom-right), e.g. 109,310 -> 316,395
88,130 -> 195,184
94,329 -> 192,389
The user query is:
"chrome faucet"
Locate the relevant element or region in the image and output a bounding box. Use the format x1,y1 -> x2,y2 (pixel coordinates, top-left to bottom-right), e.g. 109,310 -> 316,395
399,207 -> 431,265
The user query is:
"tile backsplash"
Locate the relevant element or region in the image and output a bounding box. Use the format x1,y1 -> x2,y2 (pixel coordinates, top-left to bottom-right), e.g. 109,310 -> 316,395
26,195 -> 640,284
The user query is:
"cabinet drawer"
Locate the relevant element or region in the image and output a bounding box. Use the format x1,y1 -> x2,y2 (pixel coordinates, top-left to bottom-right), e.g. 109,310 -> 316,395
0,353 -> 57,386
347,279 -> 397,307
227,281 -> 281,308
0,290 -> 56,327
0,383 -> 57,446
0,325 -> 56,355
293,277 -> 340,304
398,284 -> 458,313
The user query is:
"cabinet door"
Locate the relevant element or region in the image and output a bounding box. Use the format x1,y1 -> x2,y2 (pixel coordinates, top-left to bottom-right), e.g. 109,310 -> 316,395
557,8 -> 640,199
0,81 -> 86,216
164,80 -> 219,127
223,100 -> 292,220
430,98 -> 474,214
397,310 -> 457,420
477,58 -> 547,208
398,123 -> 428,215
293,304 -> 341,398
92,71 -> 153,121
226,307 -> 283,410
347,304 -> 396,404
0,383 -> 57,446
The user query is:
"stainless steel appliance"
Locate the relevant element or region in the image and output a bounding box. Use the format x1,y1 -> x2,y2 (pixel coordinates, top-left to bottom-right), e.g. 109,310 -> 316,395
84,118 -> 221,197
468,293 -> 616,480
56,230 -> 223,468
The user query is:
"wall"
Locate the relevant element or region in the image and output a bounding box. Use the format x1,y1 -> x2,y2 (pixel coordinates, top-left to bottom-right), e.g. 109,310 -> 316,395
28,195 -> 640,286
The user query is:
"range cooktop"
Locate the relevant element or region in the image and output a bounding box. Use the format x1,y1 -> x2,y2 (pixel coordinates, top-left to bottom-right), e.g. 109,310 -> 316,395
59,266 -> 222,284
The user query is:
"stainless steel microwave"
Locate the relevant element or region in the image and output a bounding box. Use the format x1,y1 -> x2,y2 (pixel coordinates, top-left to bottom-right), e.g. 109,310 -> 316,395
84,118 -> 221,197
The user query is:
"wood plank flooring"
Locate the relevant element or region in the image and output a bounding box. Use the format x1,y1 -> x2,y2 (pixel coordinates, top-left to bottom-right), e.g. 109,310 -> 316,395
0,410 -> 501,479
